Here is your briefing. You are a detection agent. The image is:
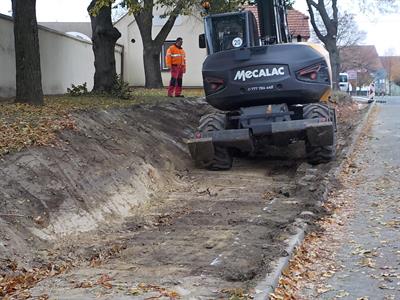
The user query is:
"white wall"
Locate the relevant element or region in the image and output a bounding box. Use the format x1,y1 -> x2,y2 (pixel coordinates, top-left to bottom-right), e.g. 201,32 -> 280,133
114,11 -> 207,87
0,16 -> 16,97
0,14 -> 122,98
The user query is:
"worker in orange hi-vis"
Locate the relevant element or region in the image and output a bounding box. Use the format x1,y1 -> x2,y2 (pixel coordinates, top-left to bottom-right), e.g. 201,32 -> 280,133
166,37 -> 186,97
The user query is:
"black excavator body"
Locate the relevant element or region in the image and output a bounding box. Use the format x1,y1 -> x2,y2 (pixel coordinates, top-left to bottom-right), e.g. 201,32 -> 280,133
188,2 -> 337,170
203,43 -> 331,111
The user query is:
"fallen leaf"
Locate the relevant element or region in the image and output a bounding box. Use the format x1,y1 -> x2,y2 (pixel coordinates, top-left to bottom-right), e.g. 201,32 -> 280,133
317,286 -> 332,294
74,281 -> 93,288
34,216 -> 45,225
96,274 -> 113,289
128,288 -> 143,296
336,290 -> 350,298
379,284 -> 395,290
359,257 -> 376,268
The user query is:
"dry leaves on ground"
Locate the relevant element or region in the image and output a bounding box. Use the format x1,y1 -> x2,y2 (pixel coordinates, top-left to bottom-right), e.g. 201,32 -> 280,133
130,283 -> 180,299
0,93 -> 198,156
221,288 -> 254,300
0,261 -> 70,298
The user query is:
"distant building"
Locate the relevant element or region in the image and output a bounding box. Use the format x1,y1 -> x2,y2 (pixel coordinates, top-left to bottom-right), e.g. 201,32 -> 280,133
286,9 -> 311,42
340,45 -> 382,72
114,10 -> 205,87
340,45 -> 385,94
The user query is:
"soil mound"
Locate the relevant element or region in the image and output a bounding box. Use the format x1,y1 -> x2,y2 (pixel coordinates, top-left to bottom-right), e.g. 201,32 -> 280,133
0,99 -> 206,259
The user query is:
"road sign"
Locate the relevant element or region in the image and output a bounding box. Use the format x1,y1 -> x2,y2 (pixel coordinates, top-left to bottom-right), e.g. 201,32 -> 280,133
347,70 -> 357,80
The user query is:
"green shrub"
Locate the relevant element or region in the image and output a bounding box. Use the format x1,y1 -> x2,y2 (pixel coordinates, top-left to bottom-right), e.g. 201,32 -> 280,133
67,76 -> 130,99
111,75 -> 130,99
67,82 -> 89,97
330,91 -> 352,104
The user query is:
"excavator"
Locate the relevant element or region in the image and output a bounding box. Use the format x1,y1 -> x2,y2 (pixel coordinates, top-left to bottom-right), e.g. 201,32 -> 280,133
187,0 -> 337,170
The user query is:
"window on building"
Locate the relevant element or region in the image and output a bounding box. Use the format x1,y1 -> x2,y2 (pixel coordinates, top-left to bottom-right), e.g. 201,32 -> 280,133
161,41 -> 176,71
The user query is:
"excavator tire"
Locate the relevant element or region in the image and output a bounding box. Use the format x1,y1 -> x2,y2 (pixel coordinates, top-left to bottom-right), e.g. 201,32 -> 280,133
304,103 -> 336,165
197,113 -> 233,170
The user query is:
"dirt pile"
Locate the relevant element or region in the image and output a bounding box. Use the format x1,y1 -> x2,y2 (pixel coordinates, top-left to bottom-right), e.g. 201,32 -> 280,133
0,99 -> 206,260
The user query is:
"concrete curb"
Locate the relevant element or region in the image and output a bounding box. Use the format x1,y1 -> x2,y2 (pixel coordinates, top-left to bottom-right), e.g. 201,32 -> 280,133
252,101 -> 376,300
253,225 -> 306,299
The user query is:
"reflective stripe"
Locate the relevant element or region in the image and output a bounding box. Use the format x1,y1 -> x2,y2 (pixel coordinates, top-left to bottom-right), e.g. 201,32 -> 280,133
166,45 -> 186,67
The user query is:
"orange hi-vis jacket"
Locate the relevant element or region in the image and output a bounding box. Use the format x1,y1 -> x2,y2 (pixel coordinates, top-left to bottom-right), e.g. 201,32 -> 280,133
166,44 -> 186,68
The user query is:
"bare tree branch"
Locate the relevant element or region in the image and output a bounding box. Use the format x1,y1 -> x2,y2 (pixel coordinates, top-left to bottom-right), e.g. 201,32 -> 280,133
154,1 -> 184,45
306,0 -> 341,89
306,0 -> 325,42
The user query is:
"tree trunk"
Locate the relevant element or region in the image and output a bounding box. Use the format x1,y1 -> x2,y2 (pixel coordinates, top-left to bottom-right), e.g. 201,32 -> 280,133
143,44 -> 163,88
134,0 -> 181,88
12,0 -> 43,105
326,41 -> 340,90
306,0 -> 340,91
88,0 -> 121,93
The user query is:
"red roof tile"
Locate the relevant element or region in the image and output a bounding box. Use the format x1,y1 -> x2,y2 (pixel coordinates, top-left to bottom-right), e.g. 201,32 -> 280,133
244,5 -> 310,40
245,5 -> 260,31
287,9 -> 310,39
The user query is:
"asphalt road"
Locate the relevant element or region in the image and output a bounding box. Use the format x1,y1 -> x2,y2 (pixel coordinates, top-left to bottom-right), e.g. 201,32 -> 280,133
301,96 -> 400,299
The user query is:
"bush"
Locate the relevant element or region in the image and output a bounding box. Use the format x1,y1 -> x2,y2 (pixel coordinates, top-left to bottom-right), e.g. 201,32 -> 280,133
111,75 -> 130,99
67,83 -> 89,97
67,76 -> 130,99
330,91 -> 353,104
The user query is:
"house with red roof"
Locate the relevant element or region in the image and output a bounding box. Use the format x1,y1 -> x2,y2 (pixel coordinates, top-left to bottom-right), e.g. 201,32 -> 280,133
287,9 -> 311,42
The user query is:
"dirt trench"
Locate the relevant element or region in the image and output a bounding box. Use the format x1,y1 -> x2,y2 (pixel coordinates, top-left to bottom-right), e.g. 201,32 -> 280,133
0,98 -> 366,299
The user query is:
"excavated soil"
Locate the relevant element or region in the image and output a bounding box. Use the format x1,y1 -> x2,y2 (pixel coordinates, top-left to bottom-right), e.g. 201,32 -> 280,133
0,98 -> 367,299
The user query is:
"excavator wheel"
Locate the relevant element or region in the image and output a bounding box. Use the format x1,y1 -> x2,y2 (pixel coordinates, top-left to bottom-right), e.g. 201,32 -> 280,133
304,103 -> 336,165
197,113 -> 233,170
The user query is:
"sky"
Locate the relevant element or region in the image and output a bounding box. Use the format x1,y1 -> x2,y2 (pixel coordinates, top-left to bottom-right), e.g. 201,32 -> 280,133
0,0 -> 92,22
293,0 -> 400,56
1,0 -> 400,56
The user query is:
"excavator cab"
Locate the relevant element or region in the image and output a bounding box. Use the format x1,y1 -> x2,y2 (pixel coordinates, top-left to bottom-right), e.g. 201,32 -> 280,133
202,11 -> 260,54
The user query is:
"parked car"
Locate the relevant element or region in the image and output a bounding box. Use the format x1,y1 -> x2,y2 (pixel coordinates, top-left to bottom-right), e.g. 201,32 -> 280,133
339,72 -> 350,92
